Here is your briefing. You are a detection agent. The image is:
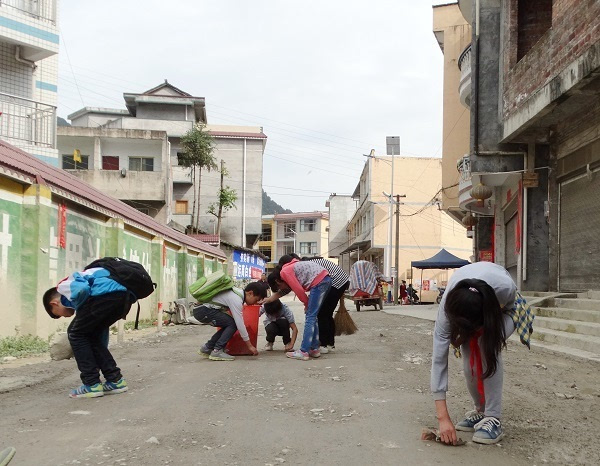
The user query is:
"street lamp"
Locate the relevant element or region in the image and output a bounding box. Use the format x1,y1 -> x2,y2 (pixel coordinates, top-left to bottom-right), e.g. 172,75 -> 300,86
289,227 -> 297,255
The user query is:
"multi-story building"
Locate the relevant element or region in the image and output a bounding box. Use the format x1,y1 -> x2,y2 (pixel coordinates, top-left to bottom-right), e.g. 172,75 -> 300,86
59,81 -> 267,247
331,155 -> 472,300
325,194 -> 357,271
0,0 -> 59,163
432,2 -> 472,222
454,0 -> 600,291
258,214 -> 275,270
266,212 -> 329,264
56,127 -> 172,223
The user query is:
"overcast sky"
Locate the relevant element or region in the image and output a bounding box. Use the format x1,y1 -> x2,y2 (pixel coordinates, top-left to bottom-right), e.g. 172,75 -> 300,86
57,0 -> 447,212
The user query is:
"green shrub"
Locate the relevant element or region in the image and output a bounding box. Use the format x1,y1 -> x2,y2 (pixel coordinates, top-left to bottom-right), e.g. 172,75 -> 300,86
0,335 -> 49,358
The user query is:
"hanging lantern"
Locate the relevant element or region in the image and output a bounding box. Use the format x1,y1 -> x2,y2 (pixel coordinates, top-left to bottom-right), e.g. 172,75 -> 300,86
462,212 -> 478,231
470,183 -> 493,207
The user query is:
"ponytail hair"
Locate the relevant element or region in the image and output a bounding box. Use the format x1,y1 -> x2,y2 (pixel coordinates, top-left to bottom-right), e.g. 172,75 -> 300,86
278,254 -> 300,266
444,278 -> 506,379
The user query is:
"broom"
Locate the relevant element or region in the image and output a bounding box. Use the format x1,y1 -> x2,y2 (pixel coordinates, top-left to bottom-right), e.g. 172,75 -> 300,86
334,294 -> 358,336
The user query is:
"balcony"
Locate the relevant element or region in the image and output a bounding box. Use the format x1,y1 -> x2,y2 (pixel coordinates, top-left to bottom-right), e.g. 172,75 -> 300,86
458,44 -> 472,108
67,169 -> 167,202
0,92 -> 56,148
172,166 -> 192,184
1,0 -> 56,23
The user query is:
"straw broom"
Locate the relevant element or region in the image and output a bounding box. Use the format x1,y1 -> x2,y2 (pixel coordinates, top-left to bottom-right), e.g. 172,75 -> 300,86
334,294 -> 358,336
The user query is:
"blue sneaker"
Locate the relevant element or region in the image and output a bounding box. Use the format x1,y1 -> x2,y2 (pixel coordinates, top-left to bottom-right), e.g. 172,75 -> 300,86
473,417 -> 504,444
102,378 -> 128,395
455,409 -> 484,432
69,383 -> 104,398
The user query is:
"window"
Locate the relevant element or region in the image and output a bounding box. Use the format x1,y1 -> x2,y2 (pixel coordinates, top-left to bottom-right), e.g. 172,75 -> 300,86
300,242 -> 317,255
176,152 -> 186,166
136,207 -> 150,215
280,243 -> 295,256
300,219 -> 316,232
102,156 -> 119,170
175,200 -> 188,214
261,223 -> 272,241
283,222 -> 296,239
517,0 -> 552,61
259,246 -> 272,260
129,157 -> 154,172
62,154 -> 89,170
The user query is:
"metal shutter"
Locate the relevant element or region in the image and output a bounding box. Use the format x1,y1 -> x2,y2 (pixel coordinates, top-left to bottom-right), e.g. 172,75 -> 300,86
559,169 -> 600,291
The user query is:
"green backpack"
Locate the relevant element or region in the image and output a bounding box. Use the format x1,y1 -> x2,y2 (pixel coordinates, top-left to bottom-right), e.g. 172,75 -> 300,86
189,271 -> 242,304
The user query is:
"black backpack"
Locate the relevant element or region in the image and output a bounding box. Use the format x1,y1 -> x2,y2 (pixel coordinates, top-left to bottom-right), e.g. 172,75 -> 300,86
85,257 -> 156,300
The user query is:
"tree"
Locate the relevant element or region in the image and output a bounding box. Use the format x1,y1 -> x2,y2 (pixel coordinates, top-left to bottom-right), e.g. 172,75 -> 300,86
207,160 -> 238,236
179,124 -> 217,231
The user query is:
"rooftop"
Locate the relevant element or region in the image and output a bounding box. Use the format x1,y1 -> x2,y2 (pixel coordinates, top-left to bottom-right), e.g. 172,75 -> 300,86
0,139 -> 225,258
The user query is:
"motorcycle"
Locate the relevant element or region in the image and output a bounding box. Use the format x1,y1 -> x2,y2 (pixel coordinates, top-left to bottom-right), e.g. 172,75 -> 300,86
407,286 -> 420,304
436,287 -> 446,304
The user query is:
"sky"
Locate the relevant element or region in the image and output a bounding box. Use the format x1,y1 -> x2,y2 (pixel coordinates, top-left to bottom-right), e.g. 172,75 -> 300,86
57,0 -> 447,212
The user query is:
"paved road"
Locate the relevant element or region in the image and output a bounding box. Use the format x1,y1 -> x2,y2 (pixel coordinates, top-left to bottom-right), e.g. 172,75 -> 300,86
1,297 -> 598,465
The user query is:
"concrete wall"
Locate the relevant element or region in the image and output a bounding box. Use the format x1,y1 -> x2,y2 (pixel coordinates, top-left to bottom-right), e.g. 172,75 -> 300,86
0,175 -> 225,339
327,195 -> 356,258
136,103 -> 190,121
185,137 -> 264,246
432,4 -> 472,214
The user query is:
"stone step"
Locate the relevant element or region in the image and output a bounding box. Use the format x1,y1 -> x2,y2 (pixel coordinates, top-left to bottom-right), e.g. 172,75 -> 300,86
535,316 -> 600,337
531,327 -> 600,354
552,297 -> 600,311
534,306 -> 600,324
579,290 -> 600,300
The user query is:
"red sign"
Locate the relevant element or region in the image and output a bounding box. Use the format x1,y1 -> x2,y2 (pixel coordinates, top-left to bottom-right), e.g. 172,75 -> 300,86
58,204 -> 67,249
250,267 -> 263,280
479,250 -> 494,262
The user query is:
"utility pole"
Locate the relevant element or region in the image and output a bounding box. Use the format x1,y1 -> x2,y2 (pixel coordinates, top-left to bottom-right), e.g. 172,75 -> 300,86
216,159 -> 225,236
393,194 -> 406,305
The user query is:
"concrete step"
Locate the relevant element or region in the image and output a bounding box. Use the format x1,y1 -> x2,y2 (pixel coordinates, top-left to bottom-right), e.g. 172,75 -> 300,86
535,316 -> 600,337
531,327 -> 600,354
535,306 -> 600,324
579,290 -> 600,300
552,297 -> 600,311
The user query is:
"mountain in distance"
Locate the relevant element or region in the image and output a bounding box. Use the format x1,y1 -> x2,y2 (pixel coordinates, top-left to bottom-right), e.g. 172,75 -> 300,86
262,189 -> 292,215
57,117 -> 71,127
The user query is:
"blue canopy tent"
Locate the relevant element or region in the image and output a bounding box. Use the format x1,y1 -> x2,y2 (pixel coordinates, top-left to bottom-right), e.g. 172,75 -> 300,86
410,249 -> 470,302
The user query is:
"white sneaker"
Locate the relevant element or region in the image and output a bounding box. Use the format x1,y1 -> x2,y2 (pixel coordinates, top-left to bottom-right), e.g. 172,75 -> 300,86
264,342 -> 274,351
320,346 -> 330,354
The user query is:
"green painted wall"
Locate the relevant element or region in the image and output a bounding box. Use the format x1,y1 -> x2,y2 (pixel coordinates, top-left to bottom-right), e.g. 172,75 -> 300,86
0,178 -> 227,338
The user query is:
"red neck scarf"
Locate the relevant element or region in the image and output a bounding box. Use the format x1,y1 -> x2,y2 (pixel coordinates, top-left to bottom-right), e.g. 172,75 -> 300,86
469,328 -> 485,407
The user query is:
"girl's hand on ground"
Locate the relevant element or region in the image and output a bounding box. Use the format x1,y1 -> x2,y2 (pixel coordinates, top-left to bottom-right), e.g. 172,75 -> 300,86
249,345 -> 259,356
284,344 -> 293,351
437,418 -> 458,445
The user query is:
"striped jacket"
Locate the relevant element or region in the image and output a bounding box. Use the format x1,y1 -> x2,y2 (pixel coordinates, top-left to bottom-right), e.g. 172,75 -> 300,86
308,258 -> 349,290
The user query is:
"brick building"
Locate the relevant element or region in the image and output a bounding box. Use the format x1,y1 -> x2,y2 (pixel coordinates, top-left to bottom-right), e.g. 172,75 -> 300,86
454,0 -> 600,291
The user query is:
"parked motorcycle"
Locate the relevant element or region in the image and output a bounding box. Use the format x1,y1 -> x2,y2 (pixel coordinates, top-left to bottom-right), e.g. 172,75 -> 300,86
436,287 -> 446,304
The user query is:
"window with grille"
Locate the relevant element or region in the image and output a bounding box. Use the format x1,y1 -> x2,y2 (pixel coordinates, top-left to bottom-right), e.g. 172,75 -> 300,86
261,223 -> 272,241
300,242 -> 317,255
300,219 -> 316,232
129,157 -> 154,172
283,222 -> 296,238
102,156 -> 119,170
62,154 -> 89,170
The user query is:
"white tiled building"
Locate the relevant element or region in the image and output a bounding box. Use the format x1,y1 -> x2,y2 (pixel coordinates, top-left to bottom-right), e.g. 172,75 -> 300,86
0,0 -> 59,164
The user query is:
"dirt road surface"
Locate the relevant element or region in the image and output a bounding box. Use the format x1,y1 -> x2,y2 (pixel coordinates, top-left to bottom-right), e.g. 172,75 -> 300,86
1,298 -> 599,465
